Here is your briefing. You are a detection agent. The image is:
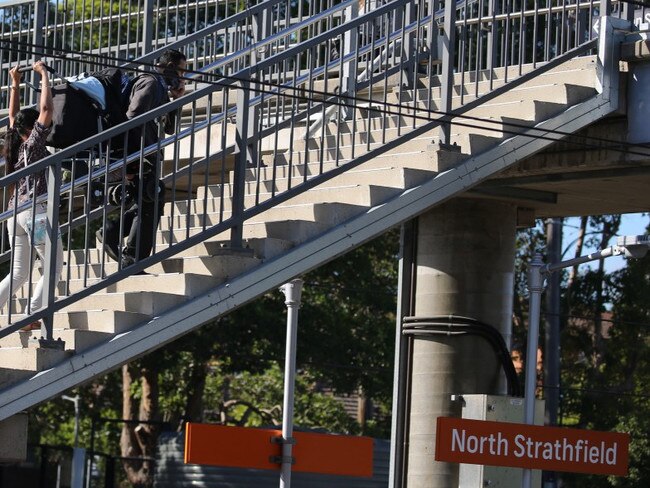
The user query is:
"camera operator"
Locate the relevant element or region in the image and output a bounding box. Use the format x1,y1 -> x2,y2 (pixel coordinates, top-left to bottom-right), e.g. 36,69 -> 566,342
97,49 -> 186,272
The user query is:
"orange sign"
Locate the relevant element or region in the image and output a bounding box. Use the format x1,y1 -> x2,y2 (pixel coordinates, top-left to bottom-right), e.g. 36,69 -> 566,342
435,417 -> 629,476
184,423 -> 373,477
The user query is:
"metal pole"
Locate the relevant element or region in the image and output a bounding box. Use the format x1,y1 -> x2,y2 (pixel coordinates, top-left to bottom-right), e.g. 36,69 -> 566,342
522,254 -> 544,488
388,221 -> 417,488
279,279 -> 304,488
520,237 -> 650,487
231,69 -> 252,249
31,0 -> 45,105
543,219 -> 561,488
440,0 -> 457,145
86,417 -> 96,488
142,0 -> 155,55
63,395 -> 84,488
39,159 -> 63,347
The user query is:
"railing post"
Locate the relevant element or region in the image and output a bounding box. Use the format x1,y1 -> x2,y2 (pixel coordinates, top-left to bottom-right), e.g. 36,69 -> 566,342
596,2 -> 624,100
31,0 -> 46,105
426,0 -> 440,63
231,70 -> 255,249
401,0 -> 415,89
486,0 -> 498,73
440,0 -> 457,145
341,1 -> 359,103
142,0 -> 155,56
39,161 -> 64,350
249,5 -> 267,163
599,0 -> 611,17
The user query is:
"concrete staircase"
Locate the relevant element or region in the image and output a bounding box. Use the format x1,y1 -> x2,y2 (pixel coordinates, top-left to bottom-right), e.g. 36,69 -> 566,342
0,54 -> 615,452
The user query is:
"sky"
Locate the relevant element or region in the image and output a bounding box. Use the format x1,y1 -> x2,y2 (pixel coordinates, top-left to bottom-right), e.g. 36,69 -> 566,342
561,212 -> 649,274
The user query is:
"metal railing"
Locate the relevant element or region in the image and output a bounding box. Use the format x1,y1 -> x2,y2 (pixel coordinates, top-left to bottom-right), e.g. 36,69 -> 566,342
0,0 -> 352,111
0,0 -> 627,341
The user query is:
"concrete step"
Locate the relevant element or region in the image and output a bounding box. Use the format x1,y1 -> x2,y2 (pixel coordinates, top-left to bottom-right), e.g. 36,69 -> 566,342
255,147 -> 457,180
68,237 -> 291,265
58,253 -> 259,281
265,130 -> 495,167
0,366 -> 35,390
294,120 -> 511,150
0,310 -> 149,334
463,99 -> 568,124
397,80 -> 597,108
6,290 -> 186,316
0,327 -> 111,353
0,348 -> 67,392
419,55 -> 596,87
158,219 -> 327,246
0,347 -> 68,373
198,183 -> 401,209
161,202 -> 366,231
61,272 -> 218,296
12,270 -> 218,302
197,167 -> 435,202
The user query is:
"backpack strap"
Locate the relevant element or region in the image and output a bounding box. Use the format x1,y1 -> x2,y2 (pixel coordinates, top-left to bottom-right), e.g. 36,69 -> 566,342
123,72 -> 167,110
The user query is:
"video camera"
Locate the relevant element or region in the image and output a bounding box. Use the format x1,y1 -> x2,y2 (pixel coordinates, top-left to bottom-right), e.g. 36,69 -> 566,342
91,158 -> 163,207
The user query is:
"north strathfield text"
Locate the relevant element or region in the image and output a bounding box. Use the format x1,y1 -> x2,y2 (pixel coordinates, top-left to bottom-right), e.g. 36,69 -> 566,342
451,429 -> 620,465
435,417 -> 630,476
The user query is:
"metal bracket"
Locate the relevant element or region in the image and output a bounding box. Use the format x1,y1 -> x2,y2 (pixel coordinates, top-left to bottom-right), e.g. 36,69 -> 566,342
270,435 -> 296,445
37,337 -> 66,350
269,455 -> 295,465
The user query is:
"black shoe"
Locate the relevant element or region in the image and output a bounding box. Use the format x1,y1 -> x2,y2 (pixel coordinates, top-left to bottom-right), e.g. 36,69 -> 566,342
96,229 -> 120,263
120,254 -> 149,275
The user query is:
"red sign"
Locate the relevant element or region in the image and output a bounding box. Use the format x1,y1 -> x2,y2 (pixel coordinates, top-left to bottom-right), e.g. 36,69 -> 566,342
185,423 -> 373,477
435,417 -> 629,476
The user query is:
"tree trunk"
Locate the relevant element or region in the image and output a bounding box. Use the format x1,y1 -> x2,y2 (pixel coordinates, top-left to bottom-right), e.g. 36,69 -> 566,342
120,363 -> 159,488
567,216 -> 588,302
182,359 -> 210,426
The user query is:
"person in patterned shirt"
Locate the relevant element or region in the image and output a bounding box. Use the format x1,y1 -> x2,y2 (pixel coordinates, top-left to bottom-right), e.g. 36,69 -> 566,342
0,62 -> 63,331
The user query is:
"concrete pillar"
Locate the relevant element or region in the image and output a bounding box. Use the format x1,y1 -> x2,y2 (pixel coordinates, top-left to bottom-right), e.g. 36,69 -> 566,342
406,198 -> 517,488
0,414 -> 28,462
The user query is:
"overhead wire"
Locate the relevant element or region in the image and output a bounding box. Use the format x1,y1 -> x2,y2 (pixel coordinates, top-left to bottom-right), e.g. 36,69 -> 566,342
3,38 -> 650,159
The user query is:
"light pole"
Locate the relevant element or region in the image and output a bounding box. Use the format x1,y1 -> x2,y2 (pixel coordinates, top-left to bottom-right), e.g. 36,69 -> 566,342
279,279 -> 303,488
521,235 -> 650,488
62,394 -> 84,488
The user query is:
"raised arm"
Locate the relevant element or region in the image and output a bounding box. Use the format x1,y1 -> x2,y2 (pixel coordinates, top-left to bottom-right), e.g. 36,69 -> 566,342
33,61 -> 53,127
8,66 -> 22,127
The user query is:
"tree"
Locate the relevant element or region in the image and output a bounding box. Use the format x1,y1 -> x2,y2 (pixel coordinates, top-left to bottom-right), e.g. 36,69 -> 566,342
30,229 -> 399,485
512,215 -> 650,486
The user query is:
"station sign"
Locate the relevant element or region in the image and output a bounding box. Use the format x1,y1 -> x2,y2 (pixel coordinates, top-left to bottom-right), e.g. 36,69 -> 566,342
435,417 -> 629,476
185,422 -> 373,477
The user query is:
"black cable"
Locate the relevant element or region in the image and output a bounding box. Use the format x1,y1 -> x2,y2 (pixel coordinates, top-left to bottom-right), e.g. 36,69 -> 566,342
4,38 -> 650,159
402,315 -> 522,397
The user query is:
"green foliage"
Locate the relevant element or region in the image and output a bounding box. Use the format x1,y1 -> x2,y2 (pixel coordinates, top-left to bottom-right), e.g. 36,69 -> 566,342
513,216 -> 650,486
208,363 -> 360,435
30,369 -> 123,456
31,229 -> 399,464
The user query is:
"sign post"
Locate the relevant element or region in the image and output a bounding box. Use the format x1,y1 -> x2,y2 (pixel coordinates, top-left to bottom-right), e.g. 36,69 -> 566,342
278,279 -> 303,488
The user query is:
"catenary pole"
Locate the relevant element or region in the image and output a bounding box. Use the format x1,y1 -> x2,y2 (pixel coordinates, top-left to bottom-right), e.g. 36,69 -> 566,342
543,218 -> 562,488
522,235 -> 650,488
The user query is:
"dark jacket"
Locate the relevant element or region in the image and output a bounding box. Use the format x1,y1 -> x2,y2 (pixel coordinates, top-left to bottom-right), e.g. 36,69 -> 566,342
125,73 -> 178,156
